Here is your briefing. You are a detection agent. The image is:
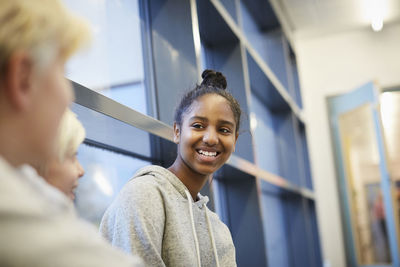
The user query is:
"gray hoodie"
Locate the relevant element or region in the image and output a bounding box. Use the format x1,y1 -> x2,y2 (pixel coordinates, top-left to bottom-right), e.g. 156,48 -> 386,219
100,165 -> 237,267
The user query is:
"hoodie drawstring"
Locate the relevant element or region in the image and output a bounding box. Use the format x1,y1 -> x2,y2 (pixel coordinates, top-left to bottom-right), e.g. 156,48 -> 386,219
204,203 -> 221,267
185,190 -> 220,267
185,190 -> 202,267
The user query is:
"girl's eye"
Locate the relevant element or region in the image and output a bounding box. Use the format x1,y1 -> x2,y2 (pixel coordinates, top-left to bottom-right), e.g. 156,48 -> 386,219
220,128 -> 231,134
192,123 -> 204,129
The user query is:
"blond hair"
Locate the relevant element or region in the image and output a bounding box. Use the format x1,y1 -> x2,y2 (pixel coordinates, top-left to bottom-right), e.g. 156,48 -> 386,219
55,109 -> 86,162
0,0 -> 90,75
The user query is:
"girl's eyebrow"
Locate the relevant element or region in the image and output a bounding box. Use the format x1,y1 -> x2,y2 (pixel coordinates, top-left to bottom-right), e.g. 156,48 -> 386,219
189,116 -> 208,122
190,116 -> 234,127
218,120 -> 235,127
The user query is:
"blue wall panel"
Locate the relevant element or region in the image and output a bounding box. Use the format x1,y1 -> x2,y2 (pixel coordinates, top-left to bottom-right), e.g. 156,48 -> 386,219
299,123 -> 313,189
240,2 -> 289,91
261,183 -> 291,267
217,166 -> 267,267
286,196 -> 312,267
275,113 -> 300,186
149,0 -> 198,125
252,94 -> 280,175
308,200 -> 323,267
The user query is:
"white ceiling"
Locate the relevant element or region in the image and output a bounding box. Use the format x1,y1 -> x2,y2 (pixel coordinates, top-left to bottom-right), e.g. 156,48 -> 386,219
278,0 -> 400,39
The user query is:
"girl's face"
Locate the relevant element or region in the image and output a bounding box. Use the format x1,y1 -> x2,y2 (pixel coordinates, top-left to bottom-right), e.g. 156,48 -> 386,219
44,153 -> 84,200
174,94 -> 238,176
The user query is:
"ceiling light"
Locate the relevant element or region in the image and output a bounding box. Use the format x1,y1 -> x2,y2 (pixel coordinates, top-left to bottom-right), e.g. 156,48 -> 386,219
371,18 -> 383,31
363,0 -> 388,32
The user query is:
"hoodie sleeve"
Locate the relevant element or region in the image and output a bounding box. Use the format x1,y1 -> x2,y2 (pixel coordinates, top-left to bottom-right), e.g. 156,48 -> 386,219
100,176 -> 166,267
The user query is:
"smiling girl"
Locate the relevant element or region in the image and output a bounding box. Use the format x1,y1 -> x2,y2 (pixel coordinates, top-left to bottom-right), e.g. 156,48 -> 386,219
100,70 -> 240,267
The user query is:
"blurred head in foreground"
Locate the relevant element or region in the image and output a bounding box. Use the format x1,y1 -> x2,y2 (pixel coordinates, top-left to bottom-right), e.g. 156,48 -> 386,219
0,0 -> 90,168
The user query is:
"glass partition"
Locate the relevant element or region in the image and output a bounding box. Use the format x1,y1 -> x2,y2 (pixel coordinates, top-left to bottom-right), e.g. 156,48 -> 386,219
64,0 -> 147,114
75,143 -> 150,226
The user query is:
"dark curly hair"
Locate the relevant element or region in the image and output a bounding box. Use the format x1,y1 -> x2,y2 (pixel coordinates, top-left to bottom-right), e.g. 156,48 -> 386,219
174,69 -> 242,133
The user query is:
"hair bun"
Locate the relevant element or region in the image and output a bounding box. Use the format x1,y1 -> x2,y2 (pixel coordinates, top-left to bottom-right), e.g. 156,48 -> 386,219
200,69 -> 227,90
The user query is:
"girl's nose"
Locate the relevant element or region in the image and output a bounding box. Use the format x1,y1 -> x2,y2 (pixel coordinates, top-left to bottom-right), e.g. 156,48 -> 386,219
203,128 -> 218,146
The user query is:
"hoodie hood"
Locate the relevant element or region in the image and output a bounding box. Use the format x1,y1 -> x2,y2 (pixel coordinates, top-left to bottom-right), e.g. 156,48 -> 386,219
132,165 -> 209,208
133,165 -> 219,267
100,164 -> 236,266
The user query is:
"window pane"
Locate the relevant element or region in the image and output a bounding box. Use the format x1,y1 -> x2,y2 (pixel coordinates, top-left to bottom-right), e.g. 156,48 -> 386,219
71,103 -> 152,158
75,143 -> 150,226
64,0 -> 147,114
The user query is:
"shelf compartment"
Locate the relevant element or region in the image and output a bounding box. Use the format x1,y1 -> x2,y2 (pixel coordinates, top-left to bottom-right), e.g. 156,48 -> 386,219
240,0 -> 289,92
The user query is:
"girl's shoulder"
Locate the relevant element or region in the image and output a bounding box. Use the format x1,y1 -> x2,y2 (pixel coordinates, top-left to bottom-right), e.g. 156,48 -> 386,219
121,174 -> 163,197
110,174 -> 165,214
116,165 -> 173,204
124,165 -> 178,195
205,207 -> 231,232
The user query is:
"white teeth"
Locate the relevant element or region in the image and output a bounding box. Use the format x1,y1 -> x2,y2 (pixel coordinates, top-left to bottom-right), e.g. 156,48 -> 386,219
198,150 -> 217,157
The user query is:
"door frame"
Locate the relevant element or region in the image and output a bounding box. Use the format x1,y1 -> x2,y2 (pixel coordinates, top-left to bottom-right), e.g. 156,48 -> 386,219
327,82 -> 399,267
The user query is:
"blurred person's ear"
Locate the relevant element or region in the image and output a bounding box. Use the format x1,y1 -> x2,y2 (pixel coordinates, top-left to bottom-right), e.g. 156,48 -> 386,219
4,51 -> 34,111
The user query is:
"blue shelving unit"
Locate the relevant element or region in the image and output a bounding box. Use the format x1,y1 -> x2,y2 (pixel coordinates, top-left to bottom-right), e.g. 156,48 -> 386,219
240,0 -> 289,91
66,0 -> 323,266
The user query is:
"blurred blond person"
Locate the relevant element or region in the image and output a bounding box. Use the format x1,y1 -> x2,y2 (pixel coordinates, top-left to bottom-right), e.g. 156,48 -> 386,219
37,109 -> 85,201
0,0 -> 142,266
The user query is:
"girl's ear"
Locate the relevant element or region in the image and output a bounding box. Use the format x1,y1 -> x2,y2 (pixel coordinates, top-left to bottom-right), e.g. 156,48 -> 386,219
173,122 -> 180,144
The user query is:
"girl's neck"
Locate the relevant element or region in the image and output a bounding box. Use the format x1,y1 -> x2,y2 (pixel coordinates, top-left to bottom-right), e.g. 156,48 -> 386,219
168,158 -> 210,201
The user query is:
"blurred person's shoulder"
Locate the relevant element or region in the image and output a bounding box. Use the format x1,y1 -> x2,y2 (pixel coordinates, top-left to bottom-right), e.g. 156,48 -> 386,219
0,156 -> 73,216
0,156 -> 144,267
0,156 -> 48,214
